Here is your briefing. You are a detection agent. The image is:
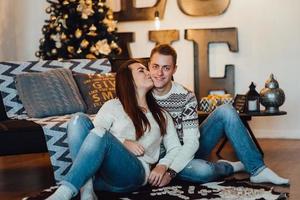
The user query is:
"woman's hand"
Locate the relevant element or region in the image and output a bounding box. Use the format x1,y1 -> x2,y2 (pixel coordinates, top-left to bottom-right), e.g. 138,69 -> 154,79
148,164 -> 167,186
123,139 -> 145,156
158,173 -> 172,187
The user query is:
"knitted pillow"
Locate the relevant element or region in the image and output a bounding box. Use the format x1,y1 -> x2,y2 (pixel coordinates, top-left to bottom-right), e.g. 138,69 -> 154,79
15,68 -> 86,118
73,72 -> 116,114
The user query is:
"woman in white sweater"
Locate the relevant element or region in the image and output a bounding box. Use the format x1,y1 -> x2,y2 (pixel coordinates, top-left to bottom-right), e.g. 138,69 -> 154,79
47,59 -> 181,200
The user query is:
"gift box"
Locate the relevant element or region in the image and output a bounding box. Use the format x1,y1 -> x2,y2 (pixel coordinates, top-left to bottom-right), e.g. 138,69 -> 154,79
199,94 -> 234,113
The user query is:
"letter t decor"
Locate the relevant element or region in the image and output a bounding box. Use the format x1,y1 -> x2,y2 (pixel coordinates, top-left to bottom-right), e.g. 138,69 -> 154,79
185,28 -> 238,100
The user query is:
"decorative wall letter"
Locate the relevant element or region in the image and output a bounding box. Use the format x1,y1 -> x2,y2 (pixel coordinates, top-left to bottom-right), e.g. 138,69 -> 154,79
178,0 -> 230,16
185,28 -> 238,100
114,0 -> 167,21
149,30 -> 180,45
116,32 -> 135,59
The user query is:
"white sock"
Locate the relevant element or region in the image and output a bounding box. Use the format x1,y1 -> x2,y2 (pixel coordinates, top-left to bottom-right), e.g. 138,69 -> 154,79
80,178 -> 98,200
46,185 -> 73,200
218,159 -> 245,172
250,167 -> 289,185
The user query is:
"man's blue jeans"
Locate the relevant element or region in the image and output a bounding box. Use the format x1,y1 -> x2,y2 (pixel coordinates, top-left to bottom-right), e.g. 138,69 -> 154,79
61,113 -> 145,195
177,104 -> 265,183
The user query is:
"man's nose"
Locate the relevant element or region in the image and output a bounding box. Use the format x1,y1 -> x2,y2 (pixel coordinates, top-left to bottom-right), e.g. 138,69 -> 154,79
157,67 -> 163,75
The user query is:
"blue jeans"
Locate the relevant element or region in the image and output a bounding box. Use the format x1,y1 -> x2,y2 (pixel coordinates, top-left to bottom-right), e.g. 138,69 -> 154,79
62,113 -> 145,195
177,104 -> 265,183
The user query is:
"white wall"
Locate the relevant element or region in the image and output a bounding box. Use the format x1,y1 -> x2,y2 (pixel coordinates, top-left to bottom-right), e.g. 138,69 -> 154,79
0,0 -> 299,138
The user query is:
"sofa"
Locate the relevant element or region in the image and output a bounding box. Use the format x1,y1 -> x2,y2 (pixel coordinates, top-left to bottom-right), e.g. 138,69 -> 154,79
0,58 -> 150,182
0,59 -> 113,181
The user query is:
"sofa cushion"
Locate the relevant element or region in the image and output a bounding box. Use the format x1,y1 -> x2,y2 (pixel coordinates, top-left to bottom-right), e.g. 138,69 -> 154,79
73,72 -> 116,114
15,68 -> 86,118
0,59 -> 111,119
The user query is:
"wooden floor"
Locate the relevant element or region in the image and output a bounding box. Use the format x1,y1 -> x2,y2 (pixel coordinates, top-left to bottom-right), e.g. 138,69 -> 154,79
0,139 -> 299,200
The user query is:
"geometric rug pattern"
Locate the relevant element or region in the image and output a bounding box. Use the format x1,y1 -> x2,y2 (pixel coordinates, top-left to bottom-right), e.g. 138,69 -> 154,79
22,178 -> 289,200
0,59 -> 110,181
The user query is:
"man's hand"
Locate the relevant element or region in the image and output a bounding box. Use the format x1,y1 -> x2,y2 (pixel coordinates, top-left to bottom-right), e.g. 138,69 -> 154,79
158,173 -> 172,187
123,140 -> 144,156
148,165 -> 167,186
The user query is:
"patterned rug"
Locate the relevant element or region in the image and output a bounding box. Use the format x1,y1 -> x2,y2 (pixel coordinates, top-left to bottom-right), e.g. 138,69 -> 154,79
22,178 -> 289,200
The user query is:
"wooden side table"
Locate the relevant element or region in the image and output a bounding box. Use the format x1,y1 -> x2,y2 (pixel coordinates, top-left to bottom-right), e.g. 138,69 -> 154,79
198,110 -> 287,158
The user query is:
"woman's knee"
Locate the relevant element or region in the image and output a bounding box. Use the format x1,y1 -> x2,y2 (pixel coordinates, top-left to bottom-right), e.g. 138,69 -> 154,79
69,113 -> 93,129
67,112 -> 94,138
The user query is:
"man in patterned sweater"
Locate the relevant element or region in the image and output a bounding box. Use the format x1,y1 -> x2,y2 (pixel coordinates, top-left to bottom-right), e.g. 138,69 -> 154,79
148,44 -> 289,186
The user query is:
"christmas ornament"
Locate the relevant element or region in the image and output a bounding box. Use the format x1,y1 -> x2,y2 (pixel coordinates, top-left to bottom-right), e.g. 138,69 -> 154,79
103,18 -> 117,32
62,0 -> 69,5
42,27 -> 48,33
88,24 -> 97,36
75,28 -> 83,38
51,48 -> 58,55
95,39 -> 111,55
80,39 -> 89,48
90,45 -> 97,53
56,41 -> 62,48
46,7 -> 52,14
35,51 -> 41,57
77,0 -> 94,19
86,54 -> 96,59
60,33 -> 67,40
50,15 -> 57,21
56,26 -> 62,32
67,46 -> 75,53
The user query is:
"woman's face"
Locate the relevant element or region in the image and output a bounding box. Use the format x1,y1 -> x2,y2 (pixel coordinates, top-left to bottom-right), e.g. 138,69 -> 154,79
129,62 -> 153,92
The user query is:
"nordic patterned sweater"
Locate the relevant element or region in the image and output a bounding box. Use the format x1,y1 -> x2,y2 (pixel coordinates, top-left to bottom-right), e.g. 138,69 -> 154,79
153,82 -> 200,173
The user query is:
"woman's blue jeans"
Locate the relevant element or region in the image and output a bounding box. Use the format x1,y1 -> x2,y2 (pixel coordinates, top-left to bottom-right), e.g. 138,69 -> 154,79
177,104 -> 265,183
61,113 -> 145,195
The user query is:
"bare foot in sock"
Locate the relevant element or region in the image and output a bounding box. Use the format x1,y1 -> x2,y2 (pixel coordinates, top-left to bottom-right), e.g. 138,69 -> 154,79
81,179 -> 98,200
250,167 -> 289,185
81,188 -> 98,200
218,159 -> 245,173
46,185 -> 73,200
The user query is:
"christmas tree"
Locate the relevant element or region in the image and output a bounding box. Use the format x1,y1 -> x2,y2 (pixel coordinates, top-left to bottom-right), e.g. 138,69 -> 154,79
36,0 -> 121,60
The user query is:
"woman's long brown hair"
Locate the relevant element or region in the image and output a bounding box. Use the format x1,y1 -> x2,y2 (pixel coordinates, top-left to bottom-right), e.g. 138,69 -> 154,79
116,59 -> 166,140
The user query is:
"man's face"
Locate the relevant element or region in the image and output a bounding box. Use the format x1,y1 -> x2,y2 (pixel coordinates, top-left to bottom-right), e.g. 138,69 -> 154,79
148,52 -> 177,90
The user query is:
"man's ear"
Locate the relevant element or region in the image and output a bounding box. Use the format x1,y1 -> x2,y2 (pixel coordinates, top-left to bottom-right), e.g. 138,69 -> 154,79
173,64 -> 178,74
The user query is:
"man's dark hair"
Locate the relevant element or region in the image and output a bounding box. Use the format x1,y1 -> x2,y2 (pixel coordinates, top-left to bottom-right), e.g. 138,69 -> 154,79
150,44 -> 177,65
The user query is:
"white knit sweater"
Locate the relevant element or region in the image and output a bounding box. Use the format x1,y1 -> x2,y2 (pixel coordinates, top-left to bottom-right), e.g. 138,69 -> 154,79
91,98 -> 181,184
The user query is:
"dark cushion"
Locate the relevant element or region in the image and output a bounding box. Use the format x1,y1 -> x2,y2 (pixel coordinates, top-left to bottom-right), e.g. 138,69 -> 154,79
73,73 -> 116,114
15,68 -> 86,118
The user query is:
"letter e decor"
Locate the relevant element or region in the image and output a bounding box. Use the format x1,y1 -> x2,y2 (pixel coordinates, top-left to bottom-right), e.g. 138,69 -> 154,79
185,28 -> 238,100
